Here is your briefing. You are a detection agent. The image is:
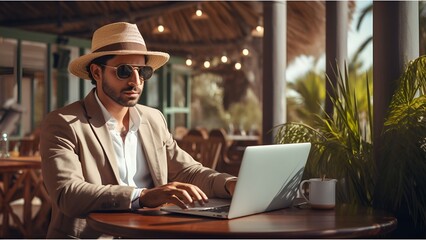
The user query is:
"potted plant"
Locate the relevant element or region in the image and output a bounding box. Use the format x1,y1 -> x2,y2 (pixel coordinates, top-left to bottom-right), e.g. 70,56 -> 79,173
274,56 -> 426,236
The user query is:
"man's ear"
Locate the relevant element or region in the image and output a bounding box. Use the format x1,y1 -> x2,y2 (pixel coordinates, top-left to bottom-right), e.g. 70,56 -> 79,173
89,64 -> 102,81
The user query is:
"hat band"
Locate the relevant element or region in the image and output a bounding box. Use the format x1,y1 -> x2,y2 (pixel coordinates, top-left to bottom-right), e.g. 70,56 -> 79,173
93,42 -> 148,53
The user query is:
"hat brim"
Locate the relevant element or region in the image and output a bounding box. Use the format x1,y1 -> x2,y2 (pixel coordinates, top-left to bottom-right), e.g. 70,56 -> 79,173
68,50 -> 170,80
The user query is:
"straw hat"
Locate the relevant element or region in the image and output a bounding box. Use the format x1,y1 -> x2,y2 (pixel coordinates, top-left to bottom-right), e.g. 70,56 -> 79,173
68,22 -> 170,80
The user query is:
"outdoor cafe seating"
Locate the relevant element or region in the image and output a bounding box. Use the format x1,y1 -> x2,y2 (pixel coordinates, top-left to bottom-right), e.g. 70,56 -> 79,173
0,135 -> 50,238
175,128 -> 261,176
177,134 -> 222,170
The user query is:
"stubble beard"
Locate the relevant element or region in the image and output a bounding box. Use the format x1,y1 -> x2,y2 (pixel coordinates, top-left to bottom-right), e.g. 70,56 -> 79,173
102,80 -> 141,107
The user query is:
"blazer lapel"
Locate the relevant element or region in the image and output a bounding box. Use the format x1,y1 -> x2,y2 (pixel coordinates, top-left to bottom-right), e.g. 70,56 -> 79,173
137,111 -> 165,187
83,90 -> 121,184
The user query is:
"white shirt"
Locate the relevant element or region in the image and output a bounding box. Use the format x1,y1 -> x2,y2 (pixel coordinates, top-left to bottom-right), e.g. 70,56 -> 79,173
95,91 -> 153,208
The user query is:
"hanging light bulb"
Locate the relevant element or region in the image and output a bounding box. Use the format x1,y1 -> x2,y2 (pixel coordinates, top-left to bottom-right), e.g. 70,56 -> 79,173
221,54 -> 228,63
251,17 -> 264,37
153,17 -> 170,34
196,9 -> 203,17
251,24 -> 264,38
185,57 -> 193,66
192,3 -> 209,20
157,25 -> 165,33
234,62 -> 242,70
204,60 -> 211,68
242,48 -> 250,56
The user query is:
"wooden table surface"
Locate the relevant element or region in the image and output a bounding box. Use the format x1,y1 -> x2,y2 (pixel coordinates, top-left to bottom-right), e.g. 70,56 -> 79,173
87,203 -> 397,238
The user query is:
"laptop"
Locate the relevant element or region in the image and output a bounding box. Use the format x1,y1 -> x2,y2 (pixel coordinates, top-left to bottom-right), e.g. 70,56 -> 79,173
160,142 -> 311,219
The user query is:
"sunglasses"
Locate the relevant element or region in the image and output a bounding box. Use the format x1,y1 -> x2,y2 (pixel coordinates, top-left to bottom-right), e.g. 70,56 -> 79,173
101,64 -> 154,81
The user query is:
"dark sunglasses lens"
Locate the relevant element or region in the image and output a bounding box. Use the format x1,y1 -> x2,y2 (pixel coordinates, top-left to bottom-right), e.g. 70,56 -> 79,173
139,66 -> 153,80
116,65 -> 133,79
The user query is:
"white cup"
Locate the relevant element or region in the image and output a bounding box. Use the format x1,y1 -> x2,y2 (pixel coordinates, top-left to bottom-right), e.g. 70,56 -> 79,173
299,178 -> 337,209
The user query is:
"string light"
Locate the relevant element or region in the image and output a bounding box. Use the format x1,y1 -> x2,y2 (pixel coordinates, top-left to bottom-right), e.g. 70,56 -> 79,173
185,57 -> 193,66
196,9 -> 203,17
157,25 -> 165,33
234,62 -> 242,70
251,17 -> 264,37
242,48 -> 250,56
221,54 -> 228,63
251,25 -> 264,37
204,60 -> 211,68
152,17 -> 170,34
192,3 -> 209,20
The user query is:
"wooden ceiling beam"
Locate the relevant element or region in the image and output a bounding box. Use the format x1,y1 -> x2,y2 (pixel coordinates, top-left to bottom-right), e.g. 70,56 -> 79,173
1,2 -> 197,28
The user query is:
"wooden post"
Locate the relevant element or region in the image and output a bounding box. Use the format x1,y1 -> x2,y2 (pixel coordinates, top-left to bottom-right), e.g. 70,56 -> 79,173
373,1 -> 419,167
262,1 -> 287,144
325,1 -> 348,117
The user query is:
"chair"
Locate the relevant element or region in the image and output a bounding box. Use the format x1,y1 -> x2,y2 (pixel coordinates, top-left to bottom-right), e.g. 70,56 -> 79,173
9,135 -> 40,157
1,130 -> 46,237
185,128 -> 209,139
209,128 -> 241,176
178,135 -> 222,170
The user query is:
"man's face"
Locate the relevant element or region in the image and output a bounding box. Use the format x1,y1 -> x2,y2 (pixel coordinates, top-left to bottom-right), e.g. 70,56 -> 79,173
95,54 -> 147,108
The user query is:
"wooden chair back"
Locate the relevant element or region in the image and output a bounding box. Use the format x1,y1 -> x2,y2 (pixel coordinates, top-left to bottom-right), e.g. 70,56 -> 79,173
208,128 -> 228,169
186,128 -> 209,139
178,135 -> 222,170
9,137 -> 39,156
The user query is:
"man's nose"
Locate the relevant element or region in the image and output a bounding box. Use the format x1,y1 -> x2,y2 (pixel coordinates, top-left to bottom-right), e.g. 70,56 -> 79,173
128,69 -> 142,86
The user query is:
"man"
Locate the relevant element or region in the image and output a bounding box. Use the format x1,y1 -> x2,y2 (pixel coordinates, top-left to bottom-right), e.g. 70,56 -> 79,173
40,22 -> 237,238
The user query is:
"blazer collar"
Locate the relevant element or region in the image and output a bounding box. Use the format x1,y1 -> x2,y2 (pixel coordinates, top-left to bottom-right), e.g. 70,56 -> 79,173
82,89 -> 121,184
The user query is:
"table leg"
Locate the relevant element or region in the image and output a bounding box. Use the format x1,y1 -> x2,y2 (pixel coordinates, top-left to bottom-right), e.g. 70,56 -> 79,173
30,170 -> 51,236
1,171 -> 31,237
23,170 -> 32,238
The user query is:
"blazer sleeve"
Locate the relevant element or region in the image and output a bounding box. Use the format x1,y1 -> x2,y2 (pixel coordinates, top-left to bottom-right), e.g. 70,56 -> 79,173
144,107 -> 236,198
40,108 -> 134,218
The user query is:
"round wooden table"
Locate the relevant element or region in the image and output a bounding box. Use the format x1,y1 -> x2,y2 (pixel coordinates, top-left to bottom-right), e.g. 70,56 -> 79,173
87,204 -> 397,238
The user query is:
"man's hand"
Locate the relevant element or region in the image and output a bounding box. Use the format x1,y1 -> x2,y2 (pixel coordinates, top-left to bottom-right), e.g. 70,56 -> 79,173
139,182 -> 208,209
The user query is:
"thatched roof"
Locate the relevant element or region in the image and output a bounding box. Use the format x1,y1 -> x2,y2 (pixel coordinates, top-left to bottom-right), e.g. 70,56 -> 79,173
0,1 -> 355,108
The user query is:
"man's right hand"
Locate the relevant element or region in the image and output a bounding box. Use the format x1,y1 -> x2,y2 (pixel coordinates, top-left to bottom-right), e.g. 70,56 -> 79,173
139,182 -> 208,209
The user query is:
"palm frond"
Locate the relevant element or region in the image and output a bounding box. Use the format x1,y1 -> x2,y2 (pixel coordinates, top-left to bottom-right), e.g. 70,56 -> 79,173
356,3 -> 372,31
275,62 -> 374,206
374,55 -> 426,229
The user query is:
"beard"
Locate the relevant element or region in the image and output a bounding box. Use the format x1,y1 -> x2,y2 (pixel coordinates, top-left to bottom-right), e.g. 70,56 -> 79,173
102,78 -> 142,107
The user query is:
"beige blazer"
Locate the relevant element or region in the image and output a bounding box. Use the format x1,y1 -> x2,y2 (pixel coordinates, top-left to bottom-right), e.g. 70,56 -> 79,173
40,89 -> 234,238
